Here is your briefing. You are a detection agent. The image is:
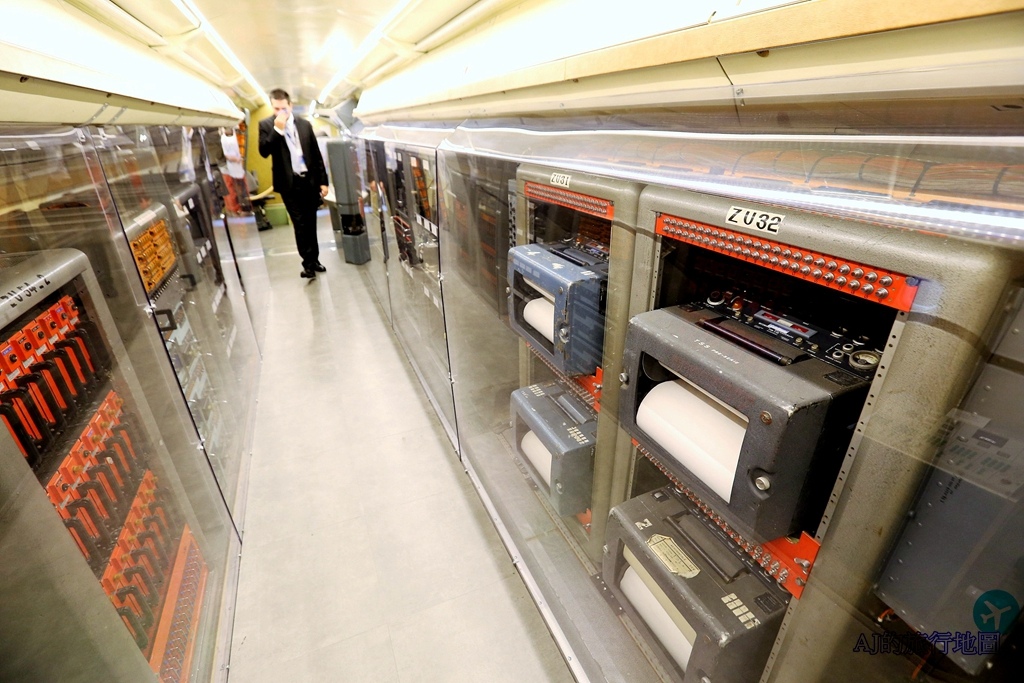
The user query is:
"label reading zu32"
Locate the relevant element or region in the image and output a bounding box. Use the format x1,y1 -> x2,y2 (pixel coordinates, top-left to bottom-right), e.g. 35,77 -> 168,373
726,205 -> 784,234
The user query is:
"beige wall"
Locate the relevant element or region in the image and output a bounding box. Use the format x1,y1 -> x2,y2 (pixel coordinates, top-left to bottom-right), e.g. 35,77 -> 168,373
245,103 -> 277,202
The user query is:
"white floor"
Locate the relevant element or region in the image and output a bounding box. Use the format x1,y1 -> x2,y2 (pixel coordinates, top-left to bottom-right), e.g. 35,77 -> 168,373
228,216 -> 575,683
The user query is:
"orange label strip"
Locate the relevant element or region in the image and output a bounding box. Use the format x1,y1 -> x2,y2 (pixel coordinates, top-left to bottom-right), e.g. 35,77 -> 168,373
525,181 -> 614,220
656,213 -> 918,312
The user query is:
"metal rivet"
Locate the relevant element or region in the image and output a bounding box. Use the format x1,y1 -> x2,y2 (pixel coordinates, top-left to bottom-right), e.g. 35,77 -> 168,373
755,476 -> 771,491
760,411 -> 772,425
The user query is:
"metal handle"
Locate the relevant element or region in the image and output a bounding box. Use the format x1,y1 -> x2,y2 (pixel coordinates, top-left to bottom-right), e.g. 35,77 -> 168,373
153,308 -> 177,332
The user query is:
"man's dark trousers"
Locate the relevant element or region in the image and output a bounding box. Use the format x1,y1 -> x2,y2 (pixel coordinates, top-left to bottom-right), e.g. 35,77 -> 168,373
281,173 -> 321,272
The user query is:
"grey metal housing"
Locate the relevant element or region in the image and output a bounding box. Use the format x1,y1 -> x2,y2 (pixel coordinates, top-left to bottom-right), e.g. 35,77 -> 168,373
619,305 -> 869,541
603,487 -> 791,683
508,243 -> 608,376
510,381 -> 598,516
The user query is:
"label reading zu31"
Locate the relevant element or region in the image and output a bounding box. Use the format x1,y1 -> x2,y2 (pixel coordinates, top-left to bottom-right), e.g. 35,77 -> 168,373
726,205 -> 784,234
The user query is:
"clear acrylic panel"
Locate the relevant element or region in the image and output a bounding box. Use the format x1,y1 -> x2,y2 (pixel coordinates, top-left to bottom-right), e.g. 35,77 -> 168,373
0,125 -> 238,682
89,125 -> 259,517
353,135 -> 393,320
379,112 -> 1024,682
375,133 -> 459,446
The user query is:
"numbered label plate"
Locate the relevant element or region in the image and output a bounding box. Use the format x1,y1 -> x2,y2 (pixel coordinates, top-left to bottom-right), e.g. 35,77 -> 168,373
726,206 -> 784,234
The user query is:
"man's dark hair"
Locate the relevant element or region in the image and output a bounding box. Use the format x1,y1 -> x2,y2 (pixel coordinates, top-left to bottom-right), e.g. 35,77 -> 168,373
269,88 -> 291,103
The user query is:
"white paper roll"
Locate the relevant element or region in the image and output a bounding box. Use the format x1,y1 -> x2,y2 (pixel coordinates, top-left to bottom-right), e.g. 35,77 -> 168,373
620,560 -> 696,672
520,429 -> 553,486
523,297 -> 555,343
636,379 -> 747,503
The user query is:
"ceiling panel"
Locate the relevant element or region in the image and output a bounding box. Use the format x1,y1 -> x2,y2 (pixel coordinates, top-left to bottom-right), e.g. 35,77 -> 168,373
190,0 -> 403,106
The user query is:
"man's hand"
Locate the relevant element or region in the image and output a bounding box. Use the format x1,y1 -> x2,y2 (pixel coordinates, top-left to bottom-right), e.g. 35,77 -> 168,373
274,111 -> 288,131
320,185 -> 329,198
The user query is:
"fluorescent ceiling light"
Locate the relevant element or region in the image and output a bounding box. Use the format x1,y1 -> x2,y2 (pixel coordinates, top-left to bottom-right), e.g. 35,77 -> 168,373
318,0 -> 420,103
175,0 -> 269,106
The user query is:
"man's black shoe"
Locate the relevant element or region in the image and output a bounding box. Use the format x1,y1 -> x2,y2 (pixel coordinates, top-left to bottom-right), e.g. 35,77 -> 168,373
300,269 -> 316,278
313,263 -> 327,272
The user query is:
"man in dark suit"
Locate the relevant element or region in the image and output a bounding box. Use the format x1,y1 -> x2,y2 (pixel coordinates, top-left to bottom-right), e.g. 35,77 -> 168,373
258,88 -> 329,278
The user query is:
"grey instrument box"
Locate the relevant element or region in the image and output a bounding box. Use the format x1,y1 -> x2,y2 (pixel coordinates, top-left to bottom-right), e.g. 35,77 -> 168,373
511,381 -> 597,516
604,487 -> 790,683
508,243 -> 608,377
620,305 -> 869,541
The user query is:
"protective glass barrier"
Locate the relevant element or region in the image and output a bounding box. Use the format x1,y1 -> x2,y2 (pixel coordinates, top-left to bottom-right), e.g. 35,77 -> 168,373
145,125 -> 260,516
200,128 -> 271,353
90,125 -> 259,516
382,116 -> 1024,683
353,135 -> 392,320
376,135 -> 458,446
0,125 -> 239,682
437,150 -> 660,681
